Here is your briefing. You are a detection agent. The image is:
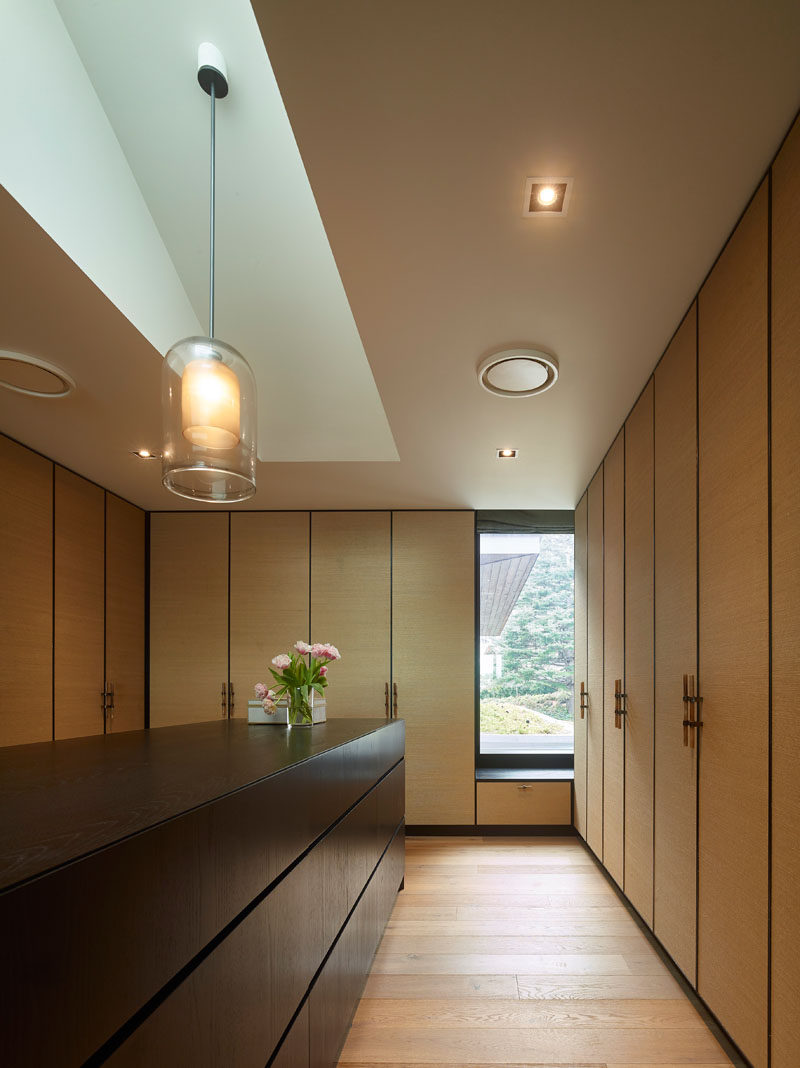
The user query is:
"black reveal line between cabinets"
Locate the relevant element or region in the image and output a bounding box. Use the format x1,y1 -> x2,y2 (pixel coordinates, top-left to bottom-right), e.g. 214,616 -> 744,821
266,820 -> 405,1068
227,511 -> 231,718
103,493 -> 108,734
766,163 -> 774,1068
144,511 -> 150,730
694,292 -> 701,992
307,511 -> 312,644
389,510 -> 394,724
81,756 -> 405,1067
651,370 -> 657,927
472,511 -> 479,820
601,462 -> 605,862
577,833 -> 751,1068
621,425 -> 627,892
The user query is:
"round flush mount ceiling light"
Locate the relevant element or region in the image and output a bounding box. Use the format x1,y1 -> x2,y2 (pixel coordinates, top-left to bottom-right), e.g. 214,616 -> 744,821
477,348 -> 559,398
0,350 -> 76,398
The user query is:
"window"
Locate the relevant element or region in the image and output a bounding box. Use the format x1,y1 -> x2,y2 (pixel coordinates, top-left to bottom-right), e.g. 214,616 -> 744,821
476,517 -> 574,769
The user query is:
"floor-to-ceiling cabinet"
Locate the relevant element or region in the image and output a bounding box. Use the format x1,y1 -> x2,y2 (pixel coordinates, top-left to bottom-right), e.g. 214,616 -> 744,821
585,468 -> 604,858
105,494 -> 146,733
310,511 -> 391,716
623,380 -> 654,925
602,432 -> 624,885
697,181 -> 769,1068
0,435 -> 52,746
573,492 -> 588,839
392,510 -> 474,825
653,306 -> 698,983
150,513 -> 229,727
770,114 -> 800,1068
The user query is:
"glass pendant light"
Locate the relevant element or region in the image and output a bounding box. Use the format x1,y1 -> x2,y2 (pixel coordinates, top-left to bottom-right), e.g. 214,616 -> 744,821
162,43 -> 257,503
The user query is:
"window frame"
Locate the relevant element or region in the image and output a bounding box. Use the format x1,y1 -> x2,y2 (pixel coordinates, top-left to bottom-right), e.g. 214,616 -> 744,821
474,511 -> 576,773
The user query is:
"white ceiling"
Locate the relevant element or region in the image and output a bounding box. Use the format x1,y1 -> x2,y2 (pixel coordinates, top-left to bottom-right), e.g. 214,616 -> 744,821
1,1 -> 799,510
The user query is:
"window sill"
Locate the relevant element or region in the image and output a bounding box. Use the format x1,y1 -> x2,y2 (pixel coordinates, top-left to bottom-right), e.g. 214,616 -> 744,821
476,767 -> 574,782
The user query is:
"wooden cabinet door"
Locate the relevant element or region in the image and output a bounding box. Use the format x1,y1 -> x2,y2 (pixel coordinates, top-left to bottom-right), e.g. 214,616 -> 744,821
573,491 -> 588,838
624,381 -> 654,925
392,511 -> 474,826
54,468 -> 105,739
698,182 -> 769,1068
653,306 -> 698,983
0,434 -> 52,745
602,432 -> 625,885
149,513 -> 229,727
770,115 -> 800,1068
311,512 -> 390,718
230,512 -> 309,717
586,467 -> 604,857
105,494 -> 145,733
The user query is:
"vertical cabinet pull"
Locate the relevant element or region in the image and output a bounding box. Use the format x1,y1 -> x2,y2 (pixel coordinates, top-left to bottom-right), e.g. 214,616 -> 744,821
101,681 -> 115,732
392,682 -> 398,719
682,673 -> 703,748
385,682 -> 390,719
579,681 -> 588,719
221,682 -> 227,718
614,679 -> 626,728
228,682 -> 234,718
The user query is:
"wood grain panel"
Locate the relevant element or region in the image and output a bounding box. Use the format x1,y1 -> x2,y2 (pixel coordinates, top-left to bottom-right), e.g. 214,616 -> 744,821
573,492 -> 588,837
273,1002 -> 309,1067
149,513 -> 228,727
653,306 -> 698,982
770,113 -> 800,1068
311,512 -> 390,718
392,511 -> 474,825
476,781 -> 571,826
586,467 -> 604,857
54,467 -> 104,739
623,380 -> 654,926
0,435 -> 52,746
229,511 -> 309,717
603,431 -> 625,885
697,181 -> 769,1068
104,494 -> 145,733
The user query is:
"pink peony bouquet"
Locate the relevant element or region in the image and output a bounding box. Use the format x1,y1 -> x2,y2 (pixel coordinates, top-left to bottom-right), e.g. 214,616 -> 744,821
255,641 -> 341,724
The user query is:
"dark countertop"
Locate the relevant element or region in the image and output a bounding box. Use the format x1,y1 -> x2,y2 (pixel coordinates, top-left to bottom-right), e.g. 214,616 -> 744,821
0,717 -> 398,894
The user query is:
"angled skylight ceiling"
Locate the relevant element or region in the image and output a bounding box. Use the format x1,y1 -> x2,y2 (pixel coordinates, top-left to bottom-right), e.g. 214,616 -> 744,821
2,0 -> 398,463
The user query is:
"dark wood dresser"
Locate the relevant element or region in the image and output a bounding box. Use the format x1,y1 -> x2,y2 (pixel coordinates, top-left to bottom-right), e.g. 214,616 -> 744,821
0,717 -> 405,1066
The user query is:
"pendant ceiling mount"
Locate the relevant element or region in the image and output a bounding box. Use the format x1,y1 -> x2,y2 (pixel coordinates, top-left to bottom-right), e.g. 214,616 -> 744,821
161,43 -> 257,503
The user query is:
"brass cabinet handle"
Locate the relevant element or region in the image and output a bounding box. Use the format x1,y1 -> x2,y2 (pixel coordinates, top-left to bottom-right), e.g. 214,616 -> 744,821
221,682 -> 227,718
682,673 -> 703,748
392,682 -> 398,719
614,679 -> 626,728
385,682 -> 390,719
101,681 -> 115,732
228,681 -> 234,718
579,681 -> 588,719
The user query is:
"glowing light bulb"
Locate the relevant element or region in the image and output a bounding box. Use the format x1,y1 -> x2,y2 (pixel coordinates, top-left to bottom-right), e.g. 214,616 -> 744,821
537,186 -> 557,206
181,357 -> 240,449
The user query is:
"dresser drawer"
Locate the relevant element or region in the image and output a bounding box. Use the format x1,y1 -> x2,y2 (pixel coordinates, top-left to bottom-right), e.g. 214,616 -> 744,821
477,780 -> 571,825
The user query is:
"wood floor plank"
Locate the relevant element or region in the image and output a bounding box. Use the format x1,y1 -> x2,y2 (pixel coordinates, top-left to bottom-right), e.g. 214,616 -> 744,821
339,1026 -> 727,1064
516,976 -> 684,1001
351,998 -> 706,1029
387,921 -> 640,937
370,953 -> 633,975
376,936 -> 654,955
362,975 -> 519,999
395,894 -> 616,908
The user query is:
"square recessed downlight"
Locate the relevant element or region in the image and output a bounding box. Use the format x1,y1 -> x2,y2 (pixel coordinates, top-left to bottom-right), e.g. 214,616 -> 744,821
496,448 -> 519,459
523,177 -> 573,216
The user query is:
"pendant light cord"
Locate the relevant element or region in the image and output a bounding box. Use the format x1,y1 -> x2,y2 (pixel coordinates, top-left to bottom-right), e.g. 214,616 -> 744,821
209,80 -> 216,339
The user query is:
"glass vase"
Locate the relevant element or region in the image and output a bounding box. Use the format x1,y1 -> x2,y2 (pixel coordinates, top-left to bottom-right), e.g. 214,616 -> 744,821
287,687 -> 314,727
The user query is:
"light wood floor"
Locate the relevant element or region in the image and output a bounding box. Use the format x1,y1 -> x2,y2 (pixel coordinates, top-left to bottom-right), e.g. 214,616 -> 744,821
338,836 -> 732,1067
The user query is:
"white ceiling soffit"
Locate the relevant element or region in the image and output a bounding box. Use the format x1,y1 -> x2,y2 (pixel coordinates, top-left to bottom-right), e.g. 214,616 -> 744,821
1,1 -> 202,354
9,0 -> 397,464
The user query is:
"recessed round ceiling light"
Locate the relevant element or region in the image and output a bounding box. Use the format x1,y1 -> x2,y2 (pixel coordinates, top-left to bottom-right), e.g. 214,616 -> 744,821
537,186 -> 557,206
0,350 -> 75,398
477,348 -> 559,398
130,448 -> 161,460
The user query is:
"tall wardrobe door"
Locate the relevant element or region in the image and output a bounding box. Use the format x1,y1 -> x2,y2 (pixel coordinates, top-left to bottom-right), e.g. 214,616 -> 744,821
623,381 -> 654,925
0,435 -> 53,745
573,492 -> 588,838
770,115 -> 800,1068
602,432 -> 625,885
392,511 -> 474,825
653,306 -> 698,982
311,512 -> 390,717
698,181 -> 769,1068
230,512 -> 309,717
150,513 -> 229,727
54,468 -> 105,740
105,494 -> 145,733
585,467 -> 604,857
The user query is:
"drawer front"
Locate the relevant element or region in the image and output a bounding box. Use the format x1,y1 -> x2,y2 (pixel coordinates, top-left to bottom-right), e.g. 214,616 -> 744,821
477,781 -> 571,825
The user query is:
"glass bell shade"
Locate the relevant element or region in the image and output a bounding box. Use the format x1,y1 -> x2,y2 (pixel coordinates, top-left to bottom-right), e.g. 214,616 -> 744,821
162,336 -> 257,502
